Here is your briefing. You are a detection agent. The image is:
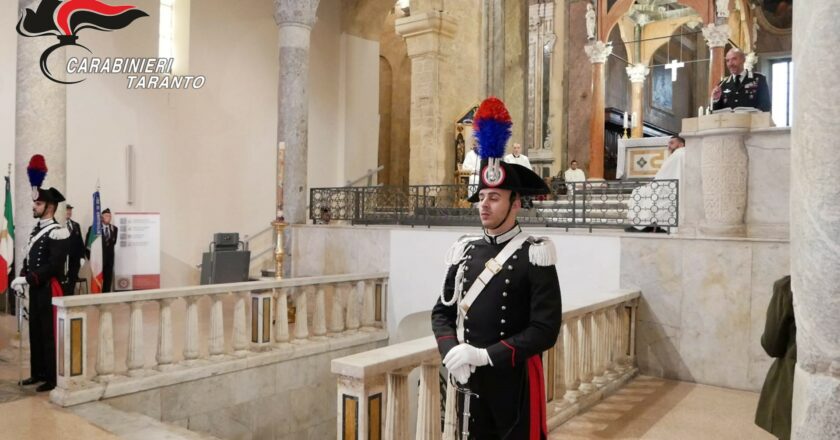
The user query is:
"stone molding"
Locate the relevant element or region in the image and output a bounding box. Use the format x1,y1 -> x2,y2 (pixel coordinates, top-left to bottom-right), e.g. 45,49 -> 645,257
585,40 -> 612,64
625,63 -> 650,83
395,11 -> 457,40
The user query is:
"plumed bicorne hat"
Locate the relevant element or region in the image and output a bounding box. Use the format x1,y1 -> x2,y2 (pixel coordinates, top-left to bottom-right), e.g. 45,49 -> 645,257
466,97 -> 551,203
27,154 -> 65,204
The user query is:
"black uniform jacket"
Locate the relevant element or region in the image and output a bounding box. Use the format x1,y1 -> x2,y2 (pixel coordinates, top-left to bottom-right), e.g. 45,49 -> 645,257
431,227 -> 562,435
713,72 -> 771,112
21,220 -> 69,305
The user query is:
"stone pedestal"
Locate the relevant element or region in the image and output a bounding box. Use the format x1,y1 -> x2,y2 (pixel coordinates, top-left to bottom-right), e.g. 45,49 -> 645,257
790,2 -> 840,438
396,11 -> 457,185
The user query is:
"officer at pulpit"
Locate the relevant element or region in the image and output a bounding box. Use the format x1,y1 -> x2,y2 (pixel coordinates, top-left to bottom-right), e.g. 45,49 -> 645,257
712,48 -> 771,112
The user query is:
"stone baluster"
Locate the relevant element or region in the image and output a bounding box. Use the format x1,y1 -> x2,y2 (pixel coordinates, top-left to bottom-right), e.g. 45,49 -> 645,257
384,370 -> 410,440
312,285 -> 327,338
345,281 -> 362,333
156,299 -> 175,370
563,317 -> 581,402
592,311 -> 608,385
605,306 -> 620,380
127,302 -> 145,374
361,280 -> 376,330
96,305 -> 114,380
628,302 -> 637,367
209,294 -> 225,358
616,304 -> 630,371
329,284 -> 346,334
232,292 -> 249,355
95,305 -> 115,379
183,297 -> 200,362
294,286 -> 311,341
578,313 -> 595,393
415,363 -> 442,440
442,381 -> 458,439
275,288 -> 290,344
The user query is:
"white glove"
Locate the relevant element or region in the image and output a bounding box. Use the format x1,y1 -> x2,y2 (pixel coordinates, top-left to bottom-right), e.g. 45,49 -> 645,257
80,258 -> 86,267
442,344 -> 490,372
449,364 -> 471,384
11,277 -> 28,294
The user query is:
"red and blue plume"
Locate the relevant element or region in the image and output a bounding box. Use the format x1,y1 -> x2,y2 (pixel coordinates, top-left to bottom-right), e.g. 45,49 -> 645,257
27,154 -> 48,188
473,97 -> 512,160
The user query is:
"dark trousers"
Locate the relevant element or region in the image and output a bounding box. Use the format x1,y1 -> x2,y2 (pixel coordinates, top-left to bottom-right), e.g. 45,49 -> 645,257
28,289 -> 56,385
103,260 -> 114,292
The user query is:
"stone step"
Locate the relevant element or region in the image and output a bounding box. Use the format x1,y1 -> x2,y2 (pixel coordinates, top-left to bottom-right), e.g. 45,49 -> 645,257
71,401 -> 220,440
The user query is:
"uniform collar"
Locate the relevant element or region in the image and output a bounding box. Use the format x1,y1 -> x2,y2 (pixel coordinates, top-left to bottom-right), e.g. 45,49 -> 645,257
483,223 -> 522,245
37,217 -> 56,227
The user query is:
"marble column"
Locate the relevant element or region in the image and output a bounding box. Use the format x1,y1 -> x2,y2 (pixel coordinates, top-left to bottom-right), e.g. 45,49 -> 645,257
790,3 -> 840,438
584,41 -> 611,180
15,0 -> 68,276
396,11 -> 457,185
274,0 -> 319,275
481,0 -> 505,98
701,23 -> 729,101
625,64 -> 649,139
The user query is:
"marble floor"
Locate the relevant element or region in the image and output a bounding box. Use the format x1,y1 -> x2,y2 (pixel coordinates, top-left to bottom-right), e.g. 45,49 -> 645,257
550,375 -> 776,439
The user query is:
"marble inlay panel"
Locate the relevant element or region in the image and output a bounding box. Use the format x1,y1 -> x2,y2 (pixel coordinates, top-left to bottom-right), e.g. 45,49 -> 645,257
620,238 -> 684,328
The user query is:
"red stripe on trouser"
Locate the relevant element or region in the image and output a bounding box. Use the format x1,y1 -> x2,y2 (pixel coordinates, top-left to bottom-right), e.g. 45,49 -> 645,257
528,355 -> 547,440
51,278 -> 64,341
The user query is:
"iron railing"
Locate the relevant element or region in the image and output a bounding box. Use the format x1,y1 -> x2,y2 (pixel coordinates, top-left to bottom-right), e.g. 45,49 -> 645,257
310,179 -> 679,231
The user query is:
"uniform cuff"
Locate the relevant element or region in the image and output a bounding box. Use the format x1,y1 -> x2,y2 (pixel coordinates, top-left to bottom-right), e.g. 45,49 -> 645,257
436,335 -> 459,359
487,340 -> 516,368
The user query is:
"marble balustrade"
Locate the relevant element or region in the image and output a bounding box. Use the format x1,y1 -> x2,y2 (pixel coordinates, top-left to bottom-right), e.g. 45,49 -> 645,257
50,273 -> 388,407
330,289 -> 640,440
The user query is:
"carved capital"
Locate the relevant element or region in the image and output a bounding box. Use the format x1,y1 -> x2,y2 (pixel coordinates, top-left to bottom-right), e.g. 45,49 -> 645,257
584,40 -> 612,64
625,63 -> 649,83
744,52 -> 758,73
715,0 -> 730,19
274,0 -> 320,28
702,23 -> 730,48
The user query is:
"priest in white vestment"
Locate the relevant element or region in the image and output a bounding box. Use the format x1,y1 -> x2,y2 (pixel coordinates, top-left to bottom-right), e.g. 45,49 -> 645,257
563,160 -> 586,194
462,145 -> 481,186
626,136 -> 685,232
503,143 -> 532,169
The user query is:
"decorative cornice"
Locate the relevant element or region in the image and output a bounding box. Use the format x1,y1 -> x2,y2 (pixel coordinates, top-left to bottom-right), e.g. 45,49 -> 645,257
395,11 -> 457,39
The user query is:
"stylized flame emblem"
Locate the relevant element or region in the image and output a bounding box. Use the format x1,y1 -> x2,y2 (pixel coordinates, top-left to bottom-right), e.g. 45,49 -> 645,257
17,0 -> 148,84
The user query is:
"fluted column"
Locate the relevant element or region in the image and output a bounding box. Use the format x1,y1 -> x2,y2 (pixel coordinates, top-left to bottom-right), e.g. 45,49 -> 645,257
183,297 -> 200,361
274,0 -> 320,275
625,64 -> 649,139
312,286 -> 327,338
395,10 -> 457,185
294,286 -> 311,341
156,299 -> 175,369
791,4 -> 840,437
585,41 -> 612,179
126,302 -> 145,374
209,294 -> 225,357
384,370 -> 410,440
95,306 -> 115,379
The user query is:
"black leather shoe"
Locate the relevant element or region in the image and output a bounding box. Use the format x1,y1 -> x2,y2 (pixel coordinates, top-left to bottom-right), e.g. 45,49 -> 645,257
18,377 -> 42,386
36,382 -> 56,392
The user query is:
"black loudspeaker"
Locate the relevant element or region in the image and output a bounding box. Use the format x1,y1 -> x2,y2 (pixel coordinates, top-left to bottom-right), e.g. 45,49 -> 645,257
213,232 -> 240,251
200,233 -> 250,285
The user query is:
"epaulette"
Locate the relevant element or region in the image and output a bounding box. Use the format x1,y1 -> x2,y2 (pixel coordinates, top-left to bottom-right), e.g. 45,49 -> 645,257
527,236 -> 556,266
444,235 -> 480,266
50,227 -> 70,240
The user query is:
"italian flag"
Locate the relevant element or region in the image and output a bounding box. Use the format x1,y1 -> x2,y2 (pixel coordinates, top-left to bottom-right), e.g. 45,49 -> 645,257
87,189 -> 104,293
0,176 -> 13,295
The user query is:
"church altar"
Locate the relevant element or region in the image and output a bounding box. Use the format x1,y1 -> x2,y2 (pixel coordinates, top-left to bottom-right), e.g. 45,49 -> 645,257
616,136 -> 672,179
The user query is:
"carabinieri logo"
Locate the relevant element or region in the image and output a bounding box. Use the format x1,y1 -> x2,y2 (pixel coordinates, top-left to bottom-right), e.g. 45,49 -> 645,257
17,0 -> 148,84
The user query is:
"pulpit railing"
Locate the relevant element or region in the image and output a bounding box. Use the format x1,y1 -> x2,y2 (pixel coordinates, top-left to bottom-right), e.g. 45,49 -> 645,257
331,289 -> 640,439
50,273 -> 388,407
310,180 -> 678,231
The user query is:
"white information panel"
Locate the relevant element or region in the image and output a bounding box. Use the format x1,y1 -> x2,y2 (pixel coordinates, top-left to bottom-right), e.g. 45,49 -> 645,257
113,212 -> 161,291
